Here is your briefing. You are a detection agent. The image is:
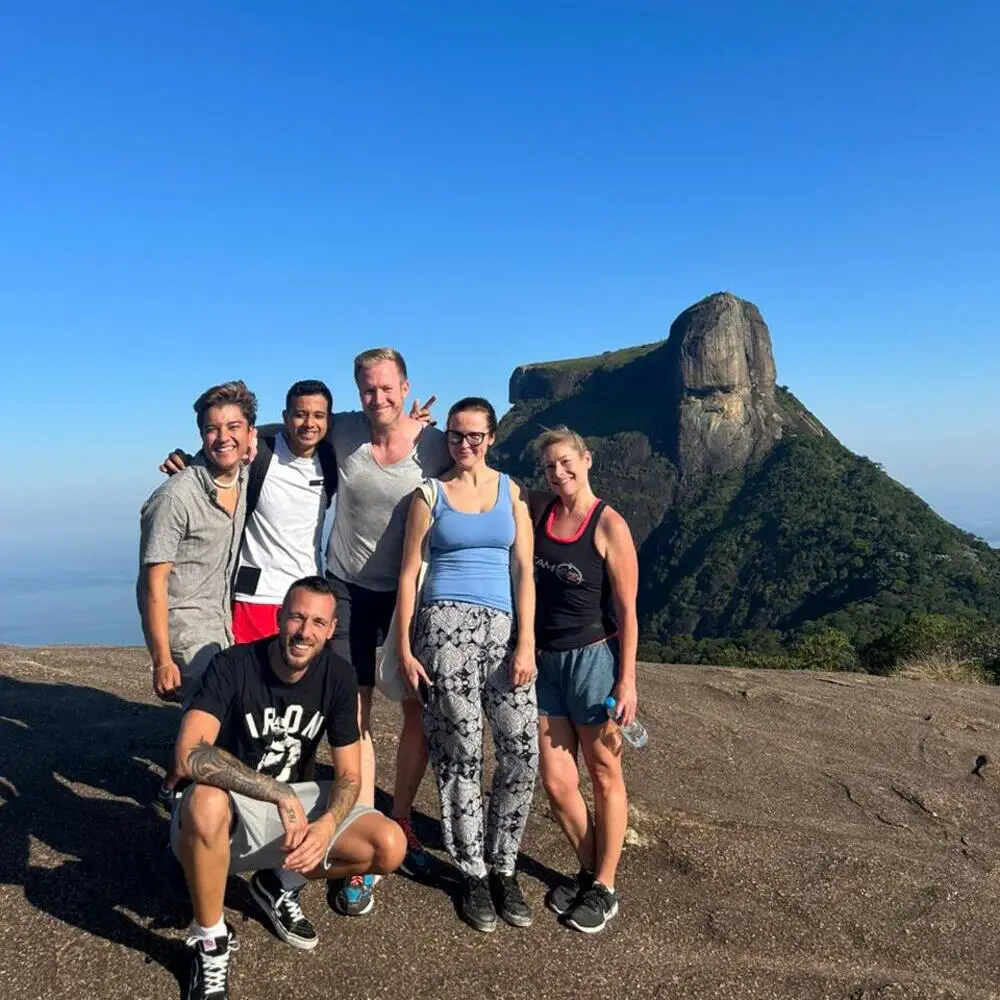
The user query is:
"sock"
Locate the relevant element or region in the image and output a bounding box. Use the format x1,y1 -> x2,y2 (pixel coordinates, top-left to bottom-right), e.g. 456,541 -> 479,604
276,868 -> 308,892
196,917 -> 227,942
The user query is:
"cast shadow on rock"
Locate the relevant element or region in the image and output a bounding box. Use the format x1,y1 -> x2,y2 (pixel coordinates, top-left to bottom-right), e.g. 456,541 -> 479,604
0,675 -> 193,993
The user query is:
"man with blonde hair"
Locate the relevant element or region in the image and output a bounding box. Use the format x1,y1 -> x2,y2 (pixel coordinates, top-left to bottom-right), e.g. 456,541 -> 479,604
322,347 -> 450,916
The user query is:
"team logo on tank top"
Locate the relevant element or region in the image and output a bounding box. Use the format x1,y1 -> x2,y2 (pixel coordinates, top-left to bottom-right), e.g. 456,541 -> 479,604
536,555 -> 585,585
555,562 -> 584,585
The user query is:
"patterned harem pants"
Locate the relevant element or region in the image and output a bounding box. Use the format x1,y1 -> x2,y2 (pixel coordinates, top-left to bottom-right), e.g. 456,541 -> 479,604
413,600 -> 539,878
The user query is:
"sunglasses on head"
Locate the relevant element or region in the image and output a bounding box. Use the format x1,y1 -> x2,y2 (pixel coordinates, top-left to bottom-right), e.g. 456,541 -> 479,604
446,430 -> 487,447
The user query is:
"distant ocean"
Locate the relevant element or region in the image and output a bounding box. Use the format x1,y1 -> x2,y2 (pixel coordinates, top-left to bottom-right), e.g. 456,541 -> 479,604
0,564 -> 144,647
2,532 -> 998,649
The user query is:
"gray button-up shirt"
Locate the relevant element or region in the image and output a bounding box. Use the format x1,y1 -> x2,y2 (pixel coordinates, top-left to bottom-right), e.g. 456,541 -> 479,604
137,458 -> 247,654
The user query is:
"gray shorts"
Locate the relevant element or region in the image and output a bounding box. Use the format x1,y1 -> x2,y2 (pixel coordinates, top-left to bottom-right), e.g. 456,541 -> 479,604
170,780 -> 377,874
536,636 -> 619,727
161,640 -> 224,707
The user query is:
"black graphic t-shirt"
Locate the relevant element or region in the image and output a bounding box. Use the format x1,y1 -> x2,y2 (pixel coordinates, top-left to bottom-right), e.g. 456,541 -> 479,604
189,638 -> 359,784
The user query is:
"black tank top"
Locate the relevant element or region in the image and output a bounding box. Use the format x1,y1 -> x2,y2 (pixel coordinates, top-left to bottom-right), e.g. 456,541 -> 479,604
533,497 -> 617,652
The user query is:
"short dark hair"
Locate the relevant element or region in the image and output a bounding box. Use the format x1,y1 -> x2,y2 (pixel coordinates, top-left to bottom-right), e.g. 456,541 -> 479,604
447,396 -> 497,435
282,575 -> 336,611
193,380 -> 257,432
285,379 -> 332,414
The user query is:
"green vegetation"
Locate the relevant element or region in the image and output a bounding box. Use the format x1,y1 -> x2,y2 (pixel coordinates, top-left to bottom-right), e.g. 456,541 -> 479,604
637,433 -> 1000,678
516,340 -> 663,375
497,324 -> 1000,683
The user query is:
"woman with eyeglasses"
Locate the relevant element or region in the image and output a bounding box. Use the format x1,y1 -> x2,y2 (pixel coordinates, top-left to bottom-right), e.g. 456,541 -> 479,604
395,396 -> 538,934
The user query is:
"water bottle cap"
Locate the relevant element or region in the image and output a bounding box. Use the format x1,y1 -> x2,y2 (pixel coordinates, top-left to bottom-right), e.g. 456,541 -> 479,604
604,696 -> 617,711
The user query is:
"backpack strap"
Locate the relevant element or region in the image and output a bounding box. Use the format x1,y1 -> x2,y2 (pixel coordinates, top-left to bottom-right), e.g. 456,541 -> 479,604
316,439 -> 338,508
416,477 -> 439,512
246,434 -> 276,518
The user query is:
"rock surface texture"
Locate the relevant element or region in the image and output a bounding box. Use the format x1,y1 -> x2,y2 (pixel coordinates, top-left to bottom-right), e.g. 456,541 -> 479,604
3,646 -> 1000,999
665,292 -> 785,477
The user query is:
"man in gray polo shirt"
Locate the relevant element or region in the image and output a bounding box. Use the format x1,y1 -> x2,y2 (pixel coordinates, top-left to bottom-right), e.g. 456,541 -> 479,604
138,379 -> 257,796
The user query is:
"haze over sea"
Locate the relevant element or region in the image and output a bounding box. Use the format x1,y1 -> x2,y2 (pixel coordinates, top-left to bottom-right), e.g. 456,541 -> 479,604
2,514 -> 996,649
1,3 -> 998,646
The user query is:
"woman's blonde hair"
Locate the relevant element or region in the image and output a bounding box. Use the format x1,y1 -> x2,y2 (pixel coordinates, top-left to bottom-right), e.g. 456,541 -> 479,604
535,425 -> 588,457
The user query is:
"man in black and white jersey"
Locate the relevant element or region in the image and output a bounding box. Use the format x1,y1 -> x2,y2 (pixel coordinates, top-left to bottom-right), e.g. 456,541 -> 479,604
170,576 -> 405,1000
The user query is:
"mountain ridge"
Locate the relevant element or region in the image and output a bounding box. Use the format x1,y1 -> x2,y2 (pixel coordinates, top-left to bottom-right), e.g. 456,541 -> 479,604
493,292 -> 1000,669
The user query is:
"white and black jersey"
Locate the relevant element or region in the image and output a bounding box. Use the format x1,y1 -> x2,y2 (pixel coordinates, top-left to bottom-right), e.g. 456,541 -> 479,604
189,639 -> 358,783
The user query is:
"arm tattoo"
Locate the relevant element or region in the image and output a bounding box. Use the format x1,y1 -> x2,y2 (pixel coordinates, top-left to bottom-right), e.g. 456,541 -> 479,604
187,739 -> 293,805
324,773 -> 361,830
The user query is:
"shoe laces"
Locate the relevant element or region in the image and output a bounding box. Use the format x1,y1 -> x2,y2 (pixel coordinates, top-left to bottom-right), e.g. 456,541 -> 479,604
185,934 -> 238,993
468,876 -> 492,907
347,873 -> 369,890
276,887 -> 307,925
498,873 -> 526,905
576,882 -> 610,912
395,817 -> 424,854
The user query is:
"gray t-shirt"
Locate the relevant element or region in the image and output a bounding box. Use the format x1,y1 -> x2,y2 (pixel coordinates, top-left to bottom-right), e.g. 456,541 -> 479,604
326,412 -> 451,591
137,459 -> 248,652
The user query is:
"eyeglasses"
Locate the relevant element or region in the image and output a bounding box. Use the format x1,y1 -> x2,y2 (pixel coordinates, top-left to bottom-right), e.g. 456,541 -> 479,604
446,430 -> 487,447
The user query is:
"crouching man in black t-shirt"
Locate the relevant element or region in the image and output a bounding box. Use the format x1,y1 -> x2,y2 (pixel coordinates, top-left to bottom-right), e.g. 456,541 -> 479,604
169,575 -> 406,1000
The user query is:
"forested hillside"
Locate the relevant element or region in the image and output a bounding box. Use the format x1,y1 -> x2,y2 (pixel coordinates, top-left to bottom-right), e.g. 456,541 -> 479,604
494,293 -> 1000,676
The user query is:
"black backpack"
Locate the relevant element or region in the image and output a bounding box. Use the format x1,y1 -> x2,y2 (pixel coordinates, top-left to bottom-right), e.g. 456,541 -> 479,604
245,433 -> 338,518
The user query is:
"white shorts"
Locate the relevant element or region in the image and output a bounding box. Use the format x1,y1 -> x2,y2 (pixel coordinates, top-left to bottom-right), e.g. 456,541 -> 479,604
170,780 -> 377,873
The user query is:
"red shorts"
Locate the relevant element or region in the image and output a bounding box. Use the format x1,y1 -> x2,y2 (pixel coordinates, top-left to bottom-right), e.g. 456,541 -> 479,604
232,601 -> 280,644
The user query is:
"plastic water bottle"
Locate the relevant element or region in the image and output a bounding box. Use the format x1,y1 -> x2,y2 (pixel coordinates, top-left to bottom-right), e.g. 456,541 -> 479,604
604,696 -> 648,749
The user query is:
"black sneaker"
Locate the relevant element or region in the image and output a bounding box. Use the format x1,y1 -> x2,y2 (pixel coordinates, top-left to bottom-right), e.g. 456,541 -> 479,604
491,871 -> 533,928
564,881 -> 619,934
185,925 -> 238,1000
460,875 -> 498,933
248,870 -> 318,950
545,867 -> 594,917
395,816 -> 432,879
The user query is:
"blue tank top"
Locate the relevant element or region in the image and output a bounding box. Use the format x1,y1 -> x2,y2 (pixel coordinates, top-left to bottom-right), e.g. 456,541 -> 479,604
421,474 -> 515,614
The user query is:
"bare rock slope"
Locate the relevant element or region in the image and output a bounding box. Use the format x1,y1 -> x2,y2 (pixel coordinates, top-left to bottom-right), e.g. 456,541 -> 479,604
663,292 -> 784,477
3,646 -> 1000,999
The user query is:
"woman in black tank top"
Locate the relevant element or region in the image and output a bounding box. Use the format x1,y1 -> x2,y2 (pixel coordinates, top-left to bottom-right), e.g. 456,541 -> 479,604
529,426 -> 639,934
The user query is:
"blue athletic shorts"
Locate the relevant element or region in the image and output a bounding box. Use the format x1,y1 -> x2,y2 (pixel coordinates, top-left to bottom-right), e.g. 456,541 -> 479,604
536,637 -> 619,727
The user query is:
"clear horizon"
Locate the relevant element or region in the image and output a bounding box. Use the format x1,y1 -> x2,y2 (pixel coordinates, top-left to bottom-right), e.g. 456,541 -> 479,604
1,1 -> 998,644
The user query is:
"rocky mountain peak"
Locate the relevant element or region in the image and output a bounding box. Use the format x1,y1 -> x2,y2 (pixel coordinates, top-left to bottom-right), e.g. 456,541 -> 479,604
503,291 -> 789,483
664,291 -> 784,477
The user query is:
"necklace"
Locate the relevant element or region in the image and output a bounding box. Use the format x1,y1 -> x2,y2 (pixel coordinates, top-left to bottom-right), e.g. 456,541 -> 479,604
212,476 -> 239,490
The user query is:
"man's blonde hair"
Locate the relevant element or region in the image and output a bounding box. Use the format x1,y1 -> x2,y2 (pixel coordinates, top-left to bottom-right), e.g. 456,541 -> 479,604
353,347 -> 408,383
535,425 -> 588,458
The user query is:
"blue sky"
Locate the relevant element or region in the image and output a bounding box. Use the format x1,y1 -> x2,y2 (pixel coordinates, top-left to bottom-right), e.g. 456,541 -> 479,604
2,0 -> 998,570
